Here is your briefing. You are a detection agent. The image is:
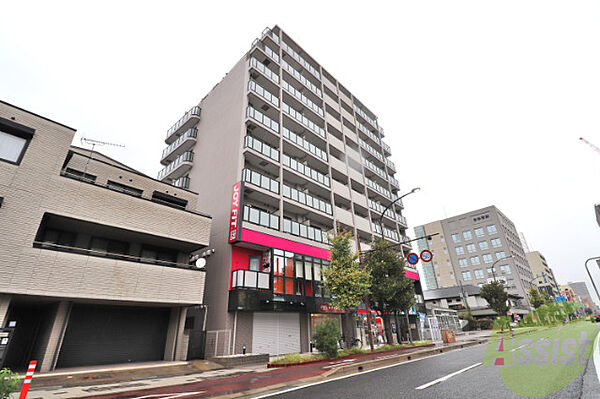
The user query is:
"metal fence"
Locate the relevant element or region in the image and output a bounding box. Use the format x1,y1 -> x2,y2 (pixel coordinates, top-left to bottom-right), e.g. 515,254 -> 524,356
204,330 -> 232,358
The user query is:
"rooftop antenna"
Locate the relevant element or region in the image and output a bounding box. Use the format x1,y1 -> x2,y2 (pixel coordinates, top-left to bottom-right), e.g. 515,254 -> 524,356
79,137 -> 125,177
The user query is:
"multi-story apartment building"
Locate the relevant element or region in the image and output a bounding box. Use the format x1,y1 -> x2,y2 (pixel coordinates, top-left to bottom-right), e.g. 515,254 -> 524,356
526,251 -> 560,297
568,281 -> 597,310
415,205 -> 534,315
157,26 -> 419,355
0,100 -> 211,371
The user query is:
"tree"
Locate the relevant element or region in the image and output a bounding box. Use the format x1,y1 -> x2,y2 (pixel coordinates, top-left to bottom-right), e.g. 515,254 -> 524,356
528,287 -> 546,309
322,229 -> 371,311
312,318 -> 341,358
363,237 -> 415,344
480,281 -> 509,318
0,369 -> 20,399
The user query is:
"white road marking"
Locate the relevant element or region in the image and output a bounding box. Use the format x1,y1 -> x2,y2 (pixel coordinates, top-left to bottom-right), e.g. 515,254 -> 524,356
415,362 -> 482,390
131,392 -> 205,399
593,328 -> 600,386
322,359 -> 357,369
252,345 -> 478,398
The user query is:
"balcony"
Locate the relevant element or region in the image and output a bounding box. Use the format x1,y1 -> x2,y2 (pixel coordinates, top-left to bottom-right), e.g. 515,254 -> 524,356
282,79 -> 324,118
382,141 -> 392,155
372,222 -> 399,242
172,175 -> 190,189
281,40 -> 321,80
356,120 -> 380,145
249,80 -> 279,108
282,154 -> 330,187
282,102 -> 325,138
165,106 -> 201,145
231,269 -> 270,290
281,59 -> 322,98
157,151 -> 194,181
161,128 -> 197,165
243,204 -> 280,231
244,135 -> 279,163
359,138 -> 384,163
247,106 -> 279,133
242,168 -> 280,194
249,57 -> 279,83
397,214 -> 408,228
283,184 -> 332,216
282,127 -> 327,162
283,217 -> 330,244
362,156 -> 388,180
389,176 -> 400,189
353,103 -> 377,129
365,176 -> 390,199
386,158 -> 396,172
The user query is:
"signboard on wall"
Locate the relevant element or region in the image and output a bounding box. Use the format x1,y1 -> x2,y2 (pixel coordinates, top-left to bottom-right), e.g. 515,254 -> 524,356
228,182 -> 245,243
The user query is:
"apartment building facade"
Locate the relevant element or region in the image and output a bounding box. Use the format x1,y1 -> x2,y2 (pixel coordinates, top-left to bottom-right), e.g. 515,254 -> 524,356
157,26 -> 419,355
415,205 -> 534,315
0,100 -> 212,371
525,251 -> 560,297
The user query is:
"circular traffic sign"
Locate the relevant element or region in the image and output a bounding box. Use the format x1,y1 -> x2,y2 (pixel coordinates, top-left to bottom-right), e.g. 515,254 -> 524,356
420,250 -> 433,262
407,253 -> 419,265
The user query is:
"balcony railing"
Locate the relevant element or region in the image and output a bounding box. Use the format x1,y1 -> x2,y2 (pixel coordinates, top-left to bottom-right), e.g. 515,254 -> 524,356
165,106 -> 201,142
161,128 -> 197,160
157,151 -> 194,181
282,154 -> 330,187
356,120 -> 381,145
246,106 -> 279,132
362,157 -> 388,180
382,141 -> 391,154
386,158 -> 396,172
250,57 -> 279,83
282,102 -> 325,138
282,79 -> 324,117
249,80 -> 279,107
281,59 -> 322,98
243,204 -> 279,231
389,176 -> 399,188
242,168 -> 279,194
281,41 -> 320,79
372,222 -> 399,241
353,104 -> 377,129
368,199 -> 395,220
283,218 -> 330,244
359,138 -> 384,163
283,184 -> 332,215
244,135 -> 279,162
282,127 -> 327,162
231,269 -> 270,290
263,44 -> 279,63
397,214 -> 408,226
365,177 -> 391,198
172,175 -> 190,189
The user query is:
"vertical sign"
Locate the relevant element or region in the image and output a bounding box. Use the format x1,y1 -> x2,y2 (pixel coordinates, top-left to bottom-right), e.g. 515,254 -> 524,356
228,182 -> 244,243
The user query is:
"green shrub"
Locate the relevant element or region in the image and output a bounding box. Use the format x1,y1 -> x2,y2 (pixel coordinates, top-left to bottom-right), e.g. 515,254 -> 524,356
338,347 -> 364,357
477,318 -> 494,330
0,368 -> 20,399
312,318 -> 341,358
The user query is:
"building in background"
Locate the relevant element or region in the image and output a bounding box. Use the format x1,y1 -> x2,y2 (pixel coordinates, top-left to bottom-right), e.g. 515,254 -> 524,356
568,281 -> 598,310
559,284 -> 578,303
526,251 -> 560,297
415,205 -> 534,317
0,100 -> 211,371
157,26 -> 420,355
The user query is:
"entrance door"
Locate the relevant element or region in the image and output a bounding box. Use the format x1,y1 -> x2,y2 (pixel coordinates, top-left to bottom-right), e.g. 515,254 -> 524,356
252,312 -> 300,355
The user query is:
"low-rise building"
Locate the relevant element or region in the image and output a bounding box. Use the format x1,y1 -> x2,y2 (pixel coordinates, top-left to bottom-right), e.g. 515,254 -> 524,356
0,100 -> 212,371
526,251 -> 560,297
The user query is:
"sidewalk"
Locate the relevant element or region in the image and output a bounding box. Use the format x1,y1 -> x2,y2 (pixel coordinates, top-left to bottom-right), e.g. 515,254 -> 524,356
20,337 -> 488,399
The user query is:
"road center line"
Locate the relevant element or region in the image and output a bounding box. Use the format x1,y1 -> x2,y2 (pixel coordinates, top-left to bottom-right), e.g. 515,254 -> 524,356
415,362 -> 482,390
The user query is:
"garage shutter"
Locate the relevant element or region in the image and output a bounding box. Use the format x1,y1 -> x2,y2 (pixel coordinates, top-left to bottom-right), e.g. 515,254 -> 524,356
252,312 -> 300,355
57,304 -> 170,368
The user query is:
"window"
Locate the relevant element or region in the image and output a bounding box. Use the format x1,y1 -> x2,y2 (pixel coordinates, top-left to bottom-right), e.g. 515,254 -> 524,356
500,265 -> 511,274
458,258 -> 468,267
463,231 -> 472,240
455,246 -> 464,255
140,245 -> 177,264
474,269 -> 484,279
487,267 -> 497,274
470,256 -> 480,265
0,118 -> 34,165
475,227 -> 484,237
495,251 -> 506,260
249,256 -> 261,271
487,224 -> 497,234
152,191 -> 188,210
450,273 -> 455,279
91,237 -> 130,257
462,271 -> 472,281
107,180 -> 143,197
451,233 -> 461,243
491,238 -> 502,248
478,241 -> 489,250
483,254 -> 493,264
466,243 -> 476,253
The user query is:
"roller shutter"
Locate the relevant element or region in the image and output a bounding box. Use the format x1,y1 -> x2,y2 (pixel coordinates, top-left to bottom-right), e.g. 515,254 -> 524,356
252,312 -> 300,355
57,304 -> 169,368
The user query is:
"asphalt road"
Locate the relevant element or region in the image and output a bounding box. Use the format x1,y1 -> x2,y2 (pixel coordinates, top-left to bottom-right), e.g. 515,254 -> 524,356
265,325 -> 600,399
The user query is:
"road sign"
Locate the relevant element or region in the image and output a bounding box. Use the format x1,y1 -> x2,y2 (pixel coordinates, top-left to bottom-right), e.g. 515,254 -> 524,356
420,250 -> 433,262
407,253 -> 419,265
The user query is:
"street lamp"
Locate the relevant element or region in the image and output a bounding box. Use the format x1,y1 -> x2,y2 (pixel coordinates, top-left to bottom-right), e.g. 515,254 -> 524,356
489,255 -> 513,283
378,187 -> 420,241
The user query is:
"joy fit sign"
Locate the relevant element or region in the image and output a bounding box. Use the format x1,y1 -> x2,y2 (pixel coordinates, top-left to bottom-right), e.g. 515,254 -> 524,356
228,182 -> 245,243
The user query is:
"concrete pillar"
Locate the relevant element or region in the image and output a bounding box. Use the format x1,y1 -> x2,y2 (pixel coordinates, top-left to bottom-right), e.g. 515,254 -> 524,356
164,307 -> 188,361
38,301 -> 71,372
0,295 -> 12,328
299,312 -> 309,353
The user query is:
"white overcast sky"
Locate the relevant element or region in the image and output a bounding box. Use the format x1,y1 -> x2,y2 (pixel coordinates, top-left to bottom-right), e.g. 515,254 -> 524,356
2,1 -> 599,303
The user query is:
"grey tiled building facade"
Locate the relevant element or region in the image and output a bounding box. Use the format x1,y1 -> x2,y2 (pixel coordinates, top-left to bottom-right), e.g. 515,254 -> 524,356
415,205 -> 534,312
0,100 -> 211,371
157,26 -> 420,355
